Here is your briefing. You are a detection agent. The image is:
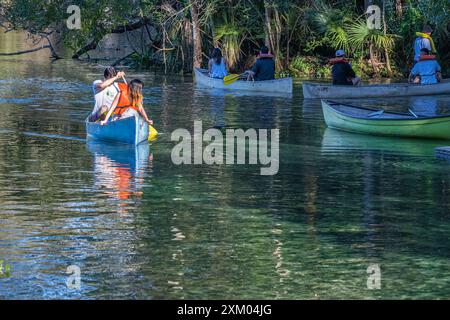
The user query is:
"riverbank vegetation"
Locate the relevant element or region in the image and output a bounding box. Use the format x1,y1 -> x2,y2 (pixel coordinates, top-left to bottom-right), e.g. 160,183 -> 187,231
0,0 -> 449,78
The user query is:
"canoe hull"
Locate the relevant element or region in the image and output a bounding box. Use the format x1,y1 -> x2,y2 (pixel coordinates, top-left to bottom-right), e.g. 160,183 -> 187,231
303,80 -> 450,99
86,116 -> 149,145
194,68 -> 293,94
322,100 -> 450,140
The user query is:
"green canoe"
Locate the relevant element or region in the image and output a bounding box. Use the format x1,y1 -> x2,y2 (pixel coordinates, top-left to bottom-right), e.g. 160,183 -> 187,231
321,100 -> 450,140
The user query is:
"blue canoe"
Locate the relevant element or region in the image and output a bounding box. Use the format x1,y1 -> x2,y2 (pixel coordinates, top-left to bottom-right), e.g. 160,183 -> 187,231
86,116 -> 149,145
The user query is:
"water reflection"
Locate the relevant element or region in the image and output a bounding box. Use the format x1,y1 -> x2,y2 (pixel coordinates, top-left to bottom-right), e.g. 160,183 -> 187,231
410,96 -> 439,116
321,128 -> 442,157
3,30 -> 450,298
87,141 -> 153,214
205,91 -> 226,129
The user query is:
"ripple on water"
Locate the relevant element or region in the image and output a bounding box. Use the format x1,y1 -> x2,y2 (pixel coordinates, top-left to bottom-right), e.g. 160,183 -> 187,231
2,49 -> 450,298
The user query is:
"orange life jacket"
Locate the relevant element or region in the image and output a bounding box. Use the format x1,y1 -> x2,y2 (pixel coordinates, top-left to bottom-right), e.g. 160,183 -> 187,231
419,54 -> 437,61
329,57 -> 348,65
114,83 -> 139,116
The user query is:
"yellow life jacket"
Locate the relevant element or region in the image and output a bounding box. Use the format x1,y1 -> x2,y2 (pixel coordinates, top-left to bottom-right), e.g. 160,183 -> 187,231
416,32 -> 437,53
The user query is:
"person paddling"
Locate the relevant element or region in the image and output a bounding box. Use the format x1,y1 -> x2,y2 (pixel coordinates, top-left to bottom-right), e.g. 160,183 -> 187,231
208,48 -> 228,79
409,48 -> 441,85
101,79 -> 153,126
246,46 -> 275,81
331,50 -> 361,86
89,67 -> 125,122
413,25 -> 436,64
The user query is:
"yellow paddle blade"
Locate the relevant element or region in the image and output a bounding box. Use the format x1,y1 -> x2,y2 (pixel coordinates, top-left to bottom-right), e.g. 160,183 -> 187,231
149,125 -> 158,141
223,74 -> 241,86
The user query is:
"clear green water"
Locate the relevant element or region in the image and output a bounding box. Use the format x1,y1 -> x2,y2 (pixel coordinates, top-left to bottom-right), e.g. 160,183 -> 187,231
1,33 -> 450,299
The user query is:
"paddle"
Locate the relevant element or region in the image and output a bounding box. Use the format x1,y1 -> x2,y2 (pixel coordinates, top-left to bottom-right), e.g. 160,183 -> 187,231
223,73 -> 246,86
408,109 -> 419,118
149,125 -> 158,141
122,76 -> 158,140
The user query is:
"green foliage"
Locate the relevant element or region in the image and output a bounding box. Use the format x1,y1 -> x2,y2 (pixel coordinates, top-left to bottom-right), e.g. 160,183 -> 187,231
289,56 -> 330,78
346,19 -> 399,54
0,0 -> 449,78
306,0 -> 355,52
215,14 -> 244,69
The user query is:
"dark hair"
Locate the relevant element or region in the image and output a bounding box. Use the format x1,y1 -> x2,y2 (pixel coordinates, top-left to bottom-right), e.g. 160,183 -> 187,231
211,48 -> 223,65
128,79 -> 144,107
422,25 -> 433,33
420,47 -> 430,55
260,46 -> 269,54
104,66 -> 117,79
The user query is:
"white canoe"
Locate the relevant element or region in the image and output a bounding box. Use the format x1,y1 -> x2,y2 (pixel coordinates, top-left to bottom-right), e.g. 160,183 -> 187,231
194,68 -> 293,94
303,80 -> 450,99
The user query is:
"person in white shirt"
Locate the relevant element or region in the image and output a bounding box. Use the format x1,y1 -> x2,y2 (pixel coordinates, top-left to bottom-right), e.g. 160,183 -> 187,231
88,67 -> 125,122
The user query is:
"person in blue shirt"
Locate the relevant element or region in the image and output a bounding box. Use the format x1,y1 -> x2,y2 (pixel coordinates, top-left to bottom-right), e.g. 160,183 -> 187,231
413,25 -> 436,64
208,48 -> 228,79
409,48 -> 442,85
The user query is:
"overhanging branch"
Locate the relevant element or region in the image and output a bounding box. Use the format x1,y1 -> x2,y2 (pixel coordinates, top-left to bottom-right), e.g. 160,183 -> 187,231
0,45 -> 50,56
72,18 -> 153,60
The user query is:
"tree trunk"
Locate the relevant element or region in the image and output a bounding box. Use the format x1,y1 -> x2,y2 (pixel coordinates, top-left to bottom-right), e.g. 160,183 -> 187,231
364,0 -> 374,8
384,49 -> 392,77
382,2 -> 393,77
273,6 -> 283,71
369,43 -> 378,75
0,45 -> 51,56
183,17 -> 193,72
163,24 -> 167,74
264,1 -> 273,50
44,35 -> 62,60
395,0 -> 403,18
190,0 -> 202,69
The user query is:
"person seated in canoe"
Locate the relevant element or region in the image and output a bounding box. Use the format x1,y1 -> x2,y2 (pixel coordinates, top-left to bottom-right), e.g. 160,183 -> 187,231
409,48 -> 442,85
245,46 -> 275,81
208,48 -> 228,79
88,67 -> 125,122
101,79 -> 153,126
330,50 -> 361,86
413,25 -> 436,64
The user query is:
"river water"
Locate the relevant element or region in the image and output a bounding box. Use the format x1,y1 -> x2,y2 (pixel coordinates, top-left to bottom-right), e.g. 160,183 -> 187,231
1,32 -> 450,299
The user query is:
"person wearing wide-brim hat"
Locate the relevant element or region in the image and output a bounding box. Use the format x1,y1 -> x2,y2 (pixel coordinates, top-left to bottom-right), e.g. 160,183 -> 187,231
413,25 -> 437,64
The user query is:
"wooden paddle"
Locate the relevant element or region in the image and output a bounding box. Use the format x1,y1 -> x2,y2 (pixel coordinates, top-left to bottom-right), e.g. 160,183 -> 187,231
122,76 -> 158,140
223,73 -> 246,86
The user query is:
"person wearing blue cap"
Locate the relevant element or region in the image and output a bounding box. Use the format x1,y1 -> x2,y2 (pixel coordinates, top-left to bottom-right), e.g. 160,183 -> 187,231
409,48 -> 441,84
330,50 -> 361,86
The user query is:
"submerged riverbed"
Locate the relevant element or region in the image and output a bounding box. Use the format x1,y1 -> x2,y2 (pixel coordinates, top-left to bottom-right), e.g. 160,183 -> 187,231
1,33 -> 450,299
